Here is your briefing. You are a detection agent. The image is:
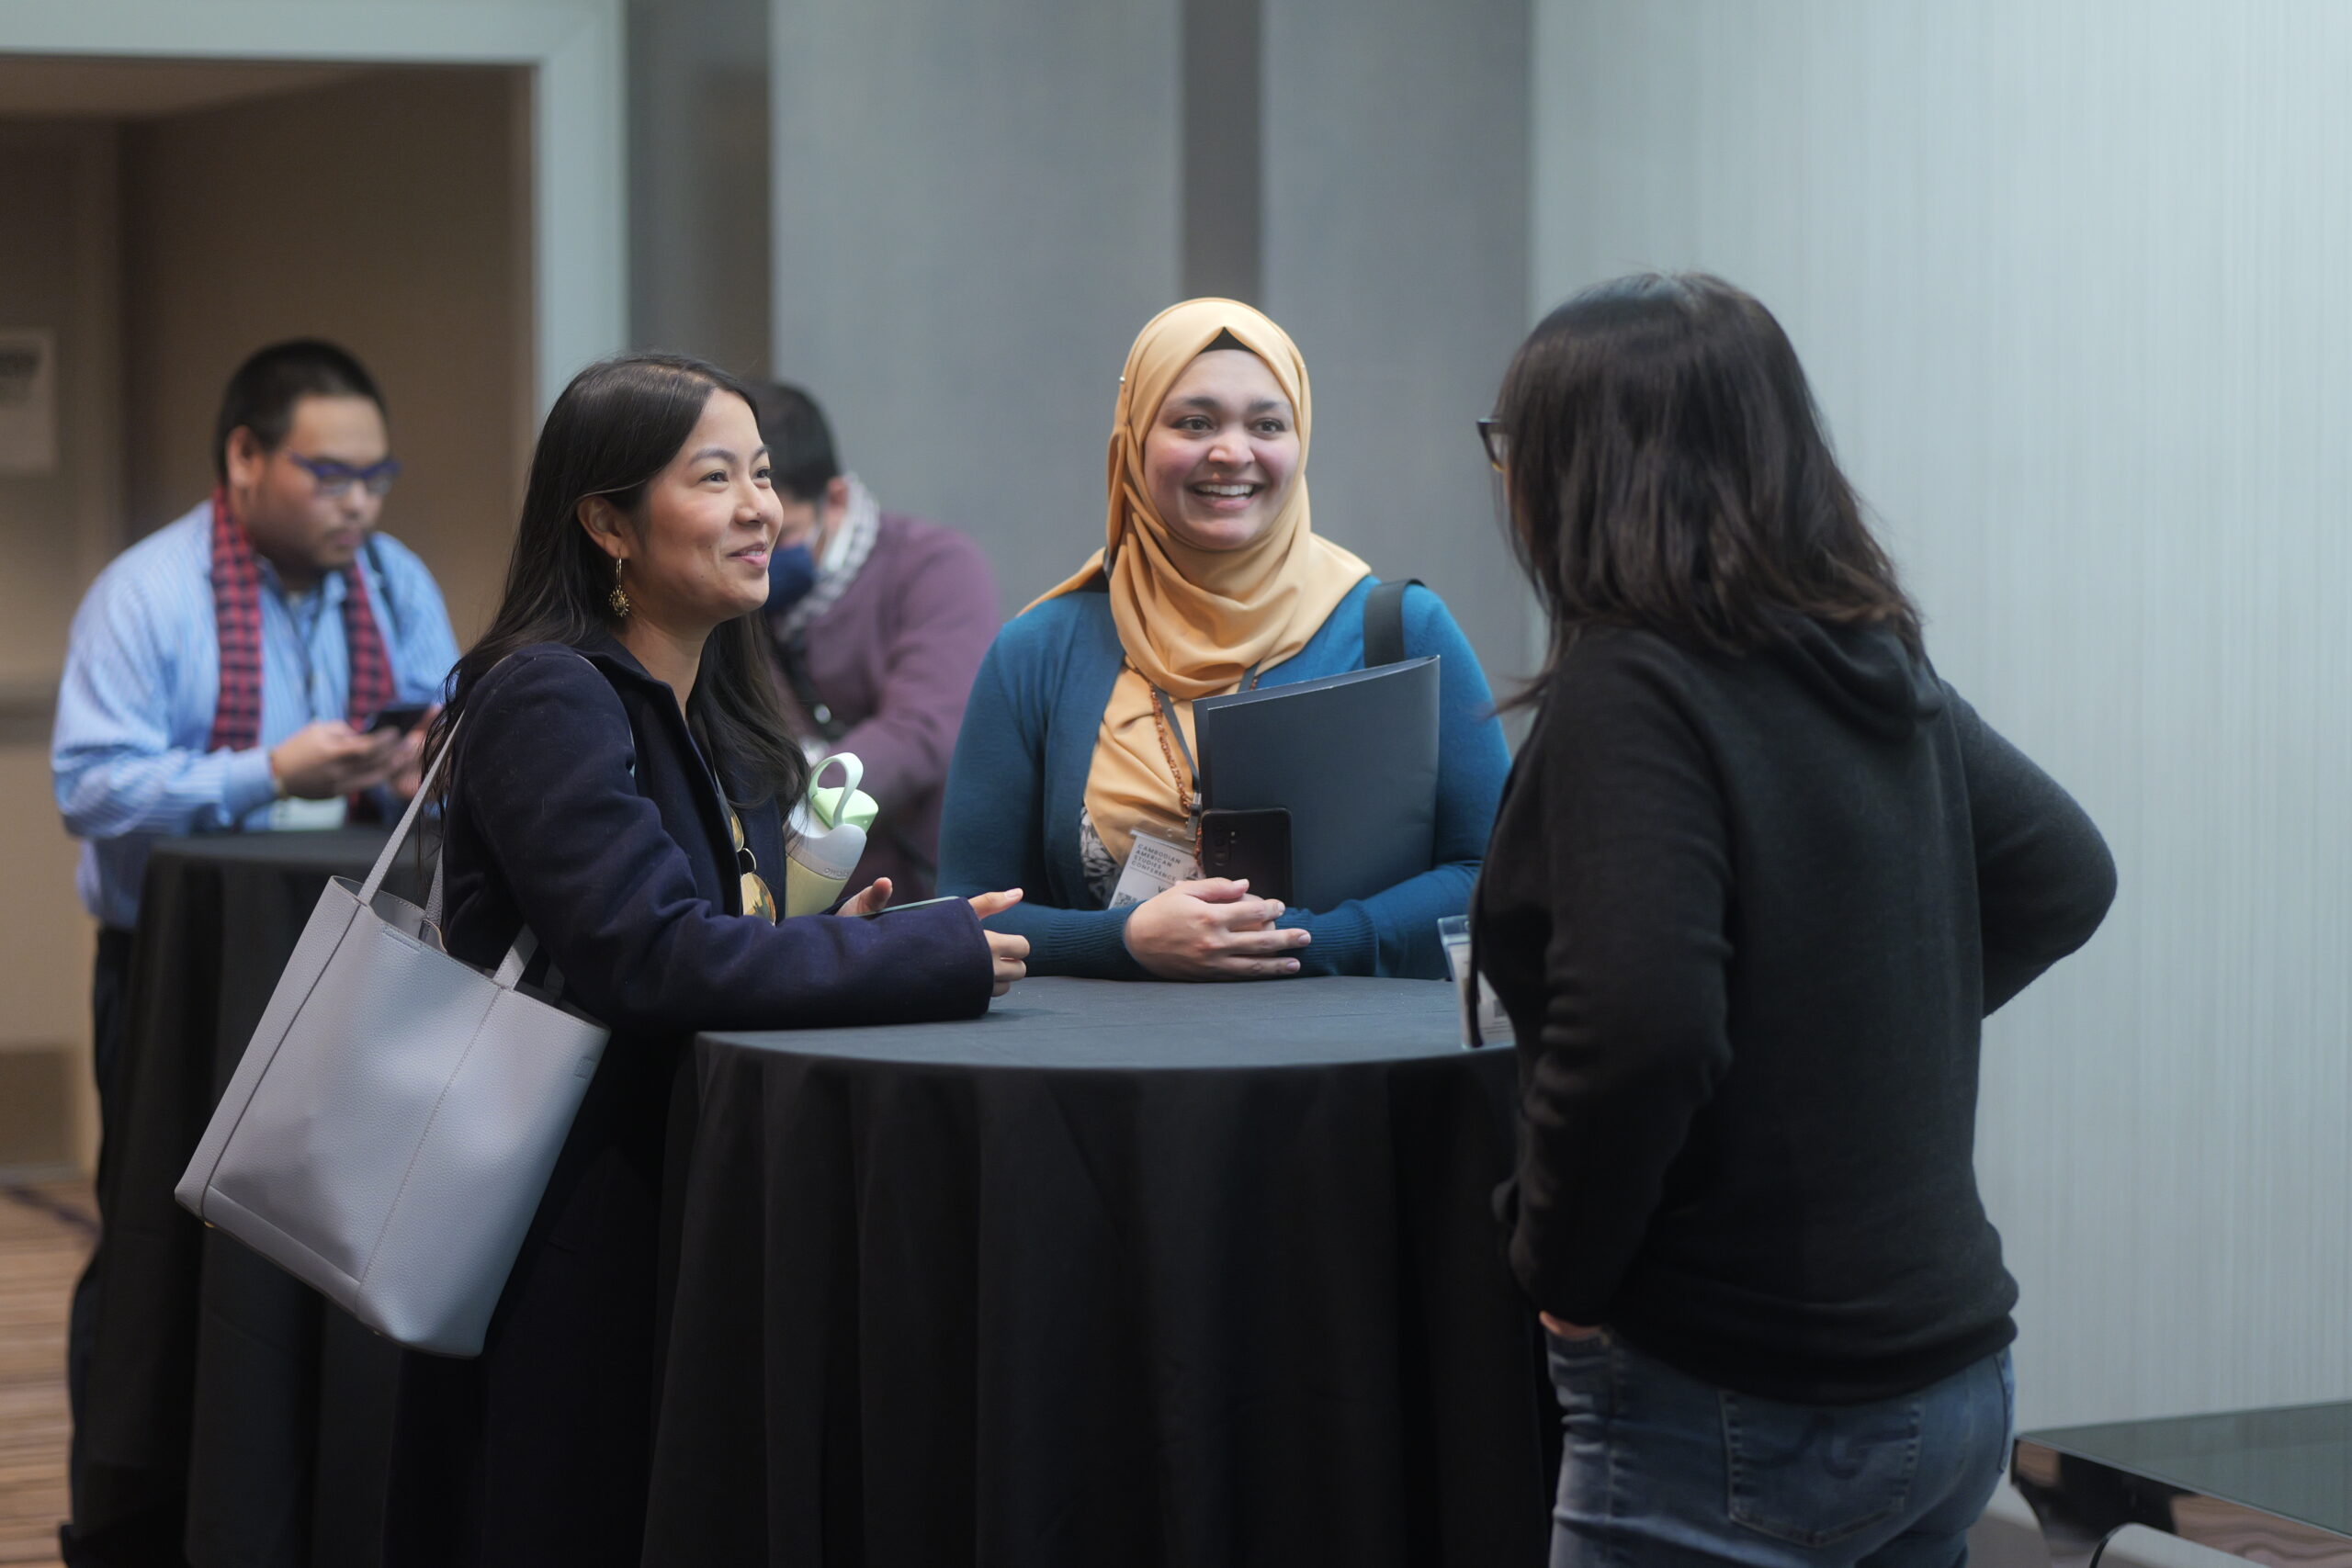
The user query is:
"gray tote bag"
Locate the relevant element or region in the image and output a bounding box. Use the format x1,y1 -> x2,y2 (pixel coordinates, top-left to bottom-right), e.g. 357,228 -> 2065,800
176,723 -> 609,1356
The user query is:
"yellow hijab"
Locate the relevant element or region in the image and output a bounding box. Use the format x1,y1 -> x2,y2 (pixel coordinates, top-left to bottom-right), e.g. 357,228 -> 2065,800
1030,298 -> 1370,872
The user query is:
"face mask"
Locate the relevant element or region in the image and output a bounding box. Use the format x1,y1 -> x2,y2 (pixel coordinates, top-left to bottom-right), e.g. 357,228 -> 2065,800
768,541 -> 818,613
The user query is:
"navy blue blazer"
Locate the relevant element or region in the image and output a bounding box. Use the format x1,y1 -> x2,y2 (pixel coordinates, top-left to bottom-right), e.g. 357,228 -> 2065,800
438,632 -> 993,1032
390,632 -> 993,1568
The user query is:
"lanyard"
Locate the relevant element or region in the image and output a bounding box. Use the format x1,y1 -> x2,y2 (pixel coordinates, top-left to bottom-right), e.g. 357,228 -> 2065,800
684,714 -> 775,918
269,556 -> 386,725
1145,664 -> 1261,809
276,578 -> 343,724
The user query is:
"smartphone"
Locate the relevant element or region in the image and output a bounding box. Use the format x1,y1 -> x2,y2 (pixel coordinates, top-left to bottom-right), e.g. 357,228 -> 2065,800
1200,807 -> 1294,905
859,895 -> 964,919
368,703 -> 432,735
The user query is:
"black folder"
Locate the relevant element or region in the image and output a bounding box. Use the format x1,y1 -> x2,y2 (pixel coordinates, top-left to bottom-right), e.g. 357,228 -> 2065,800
1194,656 -> 1442,912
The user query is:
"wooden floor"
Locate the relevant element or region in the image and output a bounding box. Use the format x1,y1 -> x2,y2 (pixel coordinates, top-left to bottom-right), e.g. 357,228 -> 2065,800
0,1181 -> 89,1568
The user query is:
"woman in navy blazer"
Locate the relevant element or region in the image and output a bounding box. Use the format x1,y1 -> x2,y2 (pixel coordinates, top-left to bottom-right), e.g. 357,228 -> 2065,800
386,354 -> 1026,1568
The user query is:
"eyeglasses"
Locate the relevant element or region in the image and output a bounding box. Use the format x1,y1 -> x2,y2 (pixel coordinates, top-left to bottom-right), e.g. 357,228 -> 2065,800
1476,418 -> 1507,471
286,452 -> 401,498
728,806 -> 779,922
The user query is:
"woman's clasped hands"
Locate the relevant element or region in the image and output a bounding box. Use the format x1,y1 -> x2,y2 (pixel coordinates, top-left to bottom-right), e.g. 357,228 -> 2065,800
1122,877 -> 1310,980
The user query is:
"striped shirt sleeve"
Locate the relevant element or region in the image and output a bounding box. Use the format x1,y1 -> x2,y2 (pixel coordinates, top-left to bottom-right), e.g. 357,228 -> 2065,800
52,558 -> 277,839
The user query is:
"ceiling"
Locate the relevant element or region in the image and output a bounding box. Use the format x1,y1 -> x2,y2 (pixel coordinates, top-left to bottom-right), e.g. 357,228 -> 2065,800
0,56 -> 367,119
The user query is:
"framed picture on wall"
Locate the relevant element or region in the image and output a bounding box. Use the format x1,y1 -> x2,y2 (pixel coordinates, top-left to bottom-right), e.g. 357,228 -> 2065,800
0,330 -> 58,476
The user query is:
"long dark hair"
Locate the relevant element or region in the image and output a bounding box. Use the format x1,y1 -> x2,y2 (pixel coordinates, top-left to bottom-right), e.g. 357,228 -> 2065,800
426,353 -> 808,812
1492,273 -> 1920,707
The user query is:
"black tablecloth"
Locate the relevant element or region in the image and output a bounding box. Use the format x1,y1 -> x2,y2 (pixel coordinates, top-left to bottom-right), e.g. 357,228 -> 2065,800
644,976 -> 1557,1567
85,829 -> 424,1568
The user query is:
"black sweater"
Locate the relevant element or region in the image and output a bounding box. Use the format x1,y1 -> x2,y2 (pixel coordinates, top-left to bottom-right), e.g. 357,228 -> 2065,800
1475,621 -> 2115,1404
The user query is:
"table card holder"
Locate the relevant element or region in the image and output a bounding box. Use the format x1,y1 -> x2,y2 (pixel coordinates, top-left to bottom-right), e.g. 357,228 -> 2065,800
1438,915 -> 1513,1048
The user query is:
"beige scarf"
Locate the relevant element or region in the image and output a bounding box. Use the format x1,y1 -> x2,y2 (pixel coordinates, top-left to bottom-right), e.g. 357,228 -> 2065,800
1028,299 -> 1369,870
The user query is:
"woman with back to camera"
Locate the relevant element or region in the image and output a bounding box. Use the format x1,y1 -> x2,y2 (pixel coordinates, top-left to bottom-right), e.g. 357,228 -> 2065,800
938,298 -> 1510,979
385,353 -> 1027,1568
1475,276 -> 2115,1567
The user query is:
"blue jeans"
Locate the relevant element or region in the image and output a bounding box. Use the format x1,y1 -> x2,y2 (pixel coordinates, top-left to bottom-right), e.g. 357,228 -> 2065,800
1546,1328 -> 2014,1568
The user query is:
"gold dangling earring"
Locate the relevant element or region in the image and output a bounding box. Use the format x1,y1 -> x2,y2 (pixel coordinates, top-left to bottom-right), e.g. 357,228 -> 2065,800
608,556 -> 631,618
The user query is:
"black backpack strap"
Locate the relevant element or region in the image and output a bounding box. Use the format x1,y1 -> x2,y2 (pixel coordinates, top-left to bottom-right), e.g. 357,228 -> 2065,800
1363,578 -> 1420,668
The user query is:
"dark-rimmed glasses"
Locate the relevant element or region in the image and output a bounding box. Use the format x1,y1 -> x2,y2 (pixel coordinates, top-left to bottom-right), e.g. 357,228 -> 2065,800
287,452 -> 402,498
1476,418 -> 1507,472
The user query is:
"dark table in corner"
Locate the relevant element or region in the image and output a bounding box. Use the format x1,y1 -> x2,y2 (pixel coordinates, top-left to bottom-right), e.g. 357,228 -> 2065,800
643,975 -> 1557,1568
2014,1402 -> 2352,1567
80,829 -> 426,1568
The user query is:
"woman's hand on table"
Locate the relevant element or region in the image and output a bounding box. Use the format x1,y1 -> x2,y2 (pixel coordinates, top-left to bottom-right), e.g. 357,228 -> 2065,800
969,888 -> 1030,996
1123,878 -> 1311,980
835,877 -> 894,918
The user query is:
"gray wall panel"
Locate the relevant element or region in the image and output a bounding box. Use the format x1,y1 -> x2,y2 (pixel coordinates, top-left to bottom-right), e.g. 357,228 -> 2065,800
1536,0 -> 2352,1428
1263,0 -> 1535,694
629,0 -> 774,373
770,0 -> 1181,613
1182,0 -> 1263,302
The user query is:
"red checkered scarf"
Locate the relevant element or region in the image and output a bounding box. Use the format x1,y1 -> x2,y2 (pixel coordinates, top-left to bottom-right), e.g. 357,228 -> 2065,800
204,488 -> 395,752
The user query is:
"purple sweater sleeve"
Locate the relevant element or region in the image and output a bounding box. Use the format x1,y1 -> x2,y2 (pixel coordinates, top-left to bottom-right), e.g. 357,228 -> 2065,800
827,526 -> 1001,813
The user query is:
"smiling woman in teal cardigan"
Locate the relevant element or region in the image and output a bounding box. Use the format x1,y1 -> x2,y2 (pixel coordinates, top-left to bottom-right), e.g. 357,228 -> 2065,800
936,299 -> 1509,981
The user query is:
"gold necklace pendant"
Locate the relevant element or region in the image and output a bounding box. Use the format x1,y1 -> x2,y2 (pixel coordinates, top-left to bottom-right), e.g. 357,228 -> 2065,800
727,805 -> 778,922
741,869 -> 778,923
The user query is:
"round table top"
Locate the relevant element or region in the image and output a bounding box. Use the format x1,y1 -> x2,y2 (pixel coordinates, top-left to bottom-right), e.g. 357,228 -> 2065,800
148,826 -> 396,873
700,975 -> 1482,1072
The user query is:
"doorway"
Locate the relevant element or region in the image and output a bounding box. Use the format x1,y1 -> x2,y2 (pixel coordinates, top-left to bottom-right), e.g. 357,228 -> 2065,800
0,34 -> 608,1172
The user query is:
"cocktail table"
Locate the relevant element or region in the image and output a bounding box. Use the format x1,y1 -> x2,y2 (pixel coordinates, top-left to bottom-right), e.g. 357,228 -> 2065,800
2014,1403 -> 2352,1567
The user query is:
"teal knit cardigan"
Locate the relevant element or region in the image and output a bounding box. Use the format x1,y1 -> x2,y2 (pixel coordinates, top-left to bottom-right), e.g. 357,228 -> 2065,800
937,575 -> 1510,979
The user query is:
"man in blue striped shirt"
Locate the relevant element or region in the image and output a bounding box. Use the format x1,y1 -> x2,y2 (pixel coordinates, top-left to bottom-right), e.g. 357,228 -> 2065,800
49,339 -> 458,1563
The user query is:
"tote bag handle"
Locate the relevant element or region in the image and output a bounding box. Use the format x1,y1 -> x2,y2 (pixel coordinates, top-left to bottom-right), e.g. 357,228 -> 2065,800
358,718 -> 535,990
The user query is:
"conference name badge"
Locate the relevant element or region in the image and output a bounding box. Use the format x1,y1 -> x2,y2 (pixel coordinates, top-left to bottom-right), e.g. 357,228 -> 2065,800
1109,830 -> 1199,908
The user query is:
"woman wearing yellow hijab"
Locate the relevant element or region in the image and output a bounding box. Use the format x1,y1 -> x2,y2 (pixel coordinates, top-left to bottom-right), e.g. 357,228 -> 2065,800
938,299 -> 1510,978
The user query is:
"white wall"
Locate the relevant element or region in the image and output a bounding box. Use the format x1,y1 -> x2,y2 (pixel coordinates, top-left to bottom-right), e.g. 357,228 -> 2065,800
1263,0 -> 1534,694
768,0 -> 1541,687
627,0 -> 770,372
770,0 -> 1181,614
1536,0 -> 2352,1427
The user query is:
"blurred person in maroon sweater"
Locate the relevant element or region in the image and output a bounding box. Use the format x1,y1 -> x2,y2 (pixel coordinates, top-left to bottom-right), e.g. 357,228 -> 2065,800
747,381 -> 1000,898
